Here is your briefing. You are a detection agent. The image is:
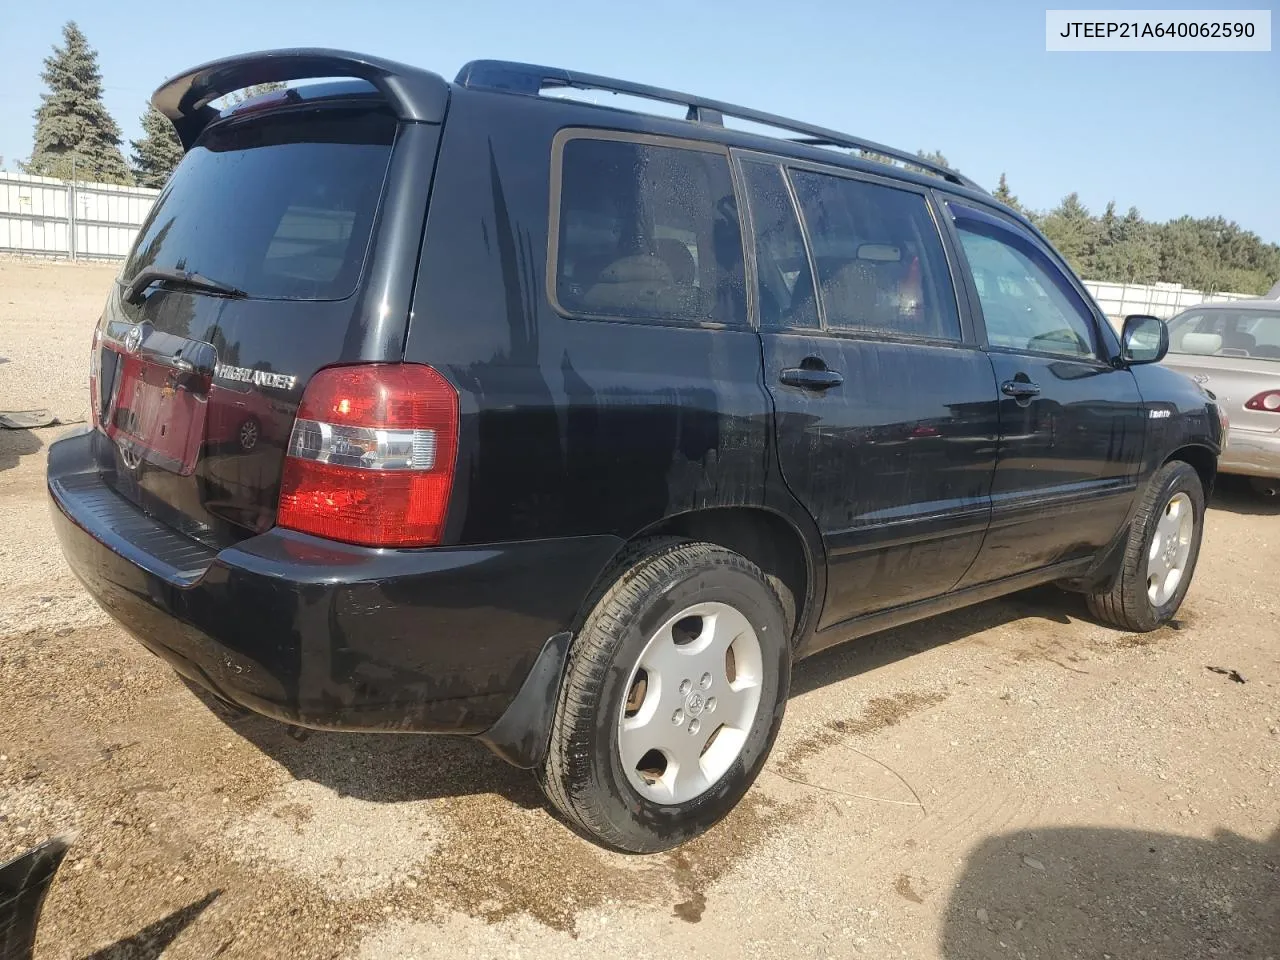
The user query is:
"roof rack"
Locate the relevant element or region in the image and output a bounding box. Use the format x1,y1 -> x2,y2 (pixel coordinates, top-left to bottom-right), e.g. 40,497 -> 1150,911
455,60 -> 983,192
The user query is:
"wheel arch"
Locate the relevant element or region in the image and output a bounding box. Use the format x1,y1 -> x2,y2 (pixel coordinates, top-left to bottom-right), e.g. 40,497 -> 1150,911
1164,444 -> 1217,500
479,504 -> 823,769
630,505 -> 819,647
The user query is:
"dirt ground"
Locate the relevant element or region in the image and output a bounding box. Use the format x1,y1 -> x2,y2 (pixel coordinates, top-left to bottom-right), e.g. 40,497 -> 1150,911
1,257 -> 1277,960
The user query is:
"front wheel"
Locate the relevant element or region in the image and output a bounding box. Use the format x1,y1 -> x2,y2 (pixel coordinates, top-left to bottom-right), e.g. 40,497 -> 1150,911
539,540 -> 790,853
1087,460 -> 1205,632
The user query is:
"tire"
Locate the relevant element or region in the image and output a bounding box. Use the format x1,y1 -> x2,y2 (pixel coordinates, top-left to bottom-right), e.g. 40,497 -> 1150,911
1087,460 -> 1205,632
539,539 -> 790,853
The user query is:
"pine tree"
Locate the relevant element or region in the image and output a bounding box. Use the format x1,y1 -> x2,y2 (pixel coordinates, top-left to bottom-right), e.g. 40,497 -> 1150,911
130,105 -> 183,188
25,22 -> 131,184
223,82 -> 287,106
1037,193 -> 1099,274
992,173 -> 1022,212
916,148 -> 950,168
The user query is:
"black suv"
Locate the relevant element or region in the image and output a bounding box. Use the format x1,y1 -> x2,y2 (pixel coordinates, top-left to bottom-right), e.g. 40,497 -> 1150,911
48,50 -> 1225,853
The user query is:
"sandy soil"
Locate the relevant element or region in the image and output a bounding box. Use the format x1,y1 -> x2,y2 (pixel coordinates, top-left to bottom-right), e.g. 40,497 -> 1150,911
1,257 -> 1276,959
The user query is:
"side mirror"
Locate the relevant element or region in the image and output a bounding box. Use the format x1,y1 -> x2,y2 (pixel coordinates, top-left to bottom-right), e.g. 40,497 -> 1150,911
1120,314 -> 1169,365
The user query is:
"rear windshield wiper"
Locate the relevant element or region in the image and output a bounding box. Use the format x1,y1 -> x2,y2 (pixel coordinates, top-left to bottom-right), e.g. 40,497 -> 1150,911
123,267 -> 247,305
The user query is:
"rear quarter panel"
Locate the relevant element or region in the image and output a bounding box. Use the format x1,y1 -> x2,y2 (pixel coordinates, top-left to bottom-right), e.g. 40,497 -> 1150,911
405,88 -> 777,546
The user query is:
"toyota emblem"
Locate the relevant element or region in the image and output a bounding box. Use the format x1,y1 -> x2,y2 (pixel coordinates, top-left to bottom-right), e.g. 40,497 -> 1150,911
123,324 -> 144,354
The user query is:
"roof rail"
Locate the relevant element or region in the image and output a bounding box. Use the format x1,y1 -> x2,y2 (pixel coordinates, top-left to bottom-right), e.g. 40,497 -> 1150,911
455,60 -> 982,191
154,48 -> 450,149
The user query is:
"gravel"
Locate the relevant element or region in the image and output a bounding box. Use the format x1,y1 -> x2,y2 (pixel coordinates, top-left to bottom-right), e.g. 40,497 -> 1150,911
1,256 -> 1277,959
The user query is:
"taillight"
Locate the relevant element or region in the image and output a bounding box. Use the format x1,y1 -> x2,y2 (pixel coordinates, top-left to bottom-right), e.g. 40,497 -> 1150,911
89,325 -> 102,427
1244,390 -> 1280,412
277,364 -> 459,548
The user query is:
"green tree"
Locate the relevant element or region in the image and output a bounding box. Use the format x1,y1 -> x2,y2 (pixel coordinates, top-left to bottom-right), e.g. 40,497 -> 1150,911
1090,202 -> 1160,283
1037,193 -> 1100,275
916,148 -> 950,168
991,172 -> 1024,213
24,22 -> 130,184
130,104 -> 183,188
222,82 -> 287,106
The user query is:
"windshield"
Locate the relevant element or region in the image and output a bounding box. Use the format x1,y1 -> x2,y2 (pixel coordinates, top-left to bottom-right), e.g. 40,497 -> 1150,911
1167,308 -> 1280,362
123,108 -> 396,301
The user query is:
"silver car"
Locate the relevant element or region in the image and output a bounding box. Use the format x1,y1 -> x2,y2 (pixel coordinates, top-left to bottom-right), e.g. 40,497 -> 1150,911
1162,297 -> 1280,493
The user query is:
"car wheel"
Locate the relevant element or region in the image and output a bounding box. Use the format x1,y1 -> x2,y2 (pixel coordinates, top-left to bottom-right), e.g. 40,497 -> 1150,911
1087,460 -> 1205,632
238,417 -> 260,452
539,539 -> 790,853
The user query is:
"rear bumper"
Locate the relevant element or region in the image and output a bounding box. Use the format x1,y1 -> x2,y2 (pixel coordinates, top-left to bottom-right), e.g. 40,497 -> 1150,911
1219,428 -> 1280,479
48,428 -> 621,736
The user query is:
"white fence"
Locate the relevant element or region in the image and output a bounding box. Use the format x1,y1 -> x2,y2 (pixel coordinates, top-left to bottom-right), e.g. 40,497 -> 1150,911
1081,280 -> 1255,322
0,172 -> 159,260
0,172 -> 1271,315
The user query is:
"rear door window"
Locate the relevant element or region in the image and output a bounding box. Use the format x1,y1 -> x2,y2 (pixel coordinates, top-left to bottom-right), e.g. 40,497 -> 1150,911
124,109 -> 396,301
739,160 -> 819,330
552,135 -> 746,325
788,170 -> 961,341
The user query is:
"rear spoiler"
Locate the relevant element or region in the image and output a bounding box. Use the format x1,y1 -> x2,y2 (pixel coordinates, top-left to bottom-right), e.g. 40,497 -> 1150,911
152,48 -> 450,149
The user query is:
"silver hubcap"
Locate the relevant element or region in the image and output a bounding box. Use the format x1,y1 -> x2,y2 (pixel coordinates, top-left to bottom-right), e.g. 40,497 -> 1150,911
618,602 -> 764,805
240,420 -> 258,450
1147,492 -> 1194,606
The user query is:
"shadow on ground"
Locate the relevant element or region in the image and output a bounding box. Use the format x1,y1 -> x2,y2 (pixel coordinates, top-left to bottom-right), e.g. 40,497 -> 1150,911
186,585 -> 1086,811
940,825 -> 1280,959
0,428 -> 42,473
185,681 -> 545,810
1210,474 -> 1280,516
83,890 -> 220,960
792,585 -> 1084,698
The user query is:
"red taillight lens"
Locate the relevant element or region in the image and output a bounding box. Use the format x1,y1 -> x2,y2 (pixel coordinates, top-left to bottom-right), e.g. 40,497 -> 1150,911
1244,390 -> 1280,412
277,364 -> 459,547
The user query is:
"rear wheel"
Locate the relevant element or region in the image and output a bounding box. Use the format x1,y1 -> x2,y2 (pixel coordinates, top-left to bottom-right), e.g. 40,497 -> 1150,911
238,417 -> 260,452
539,540 -> 790,853
1087,461 -> 1205,632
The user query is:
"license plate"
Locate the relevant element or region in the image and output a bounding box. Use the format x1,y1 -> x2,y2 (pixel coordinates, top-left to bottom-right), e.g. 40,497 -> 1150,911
109,354 -> 207,476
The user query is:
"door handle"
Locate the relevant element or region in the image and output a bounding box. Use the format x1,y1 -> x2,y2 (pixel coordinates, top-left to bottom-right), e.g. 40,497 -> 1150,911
780,367 -> 844,390
1001,379 -> 1041,400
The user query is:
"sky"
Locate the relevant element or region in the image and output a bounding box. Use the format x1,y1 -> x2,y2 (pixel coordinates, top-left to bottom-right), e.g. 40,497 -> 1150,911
1,0 -> 1277,240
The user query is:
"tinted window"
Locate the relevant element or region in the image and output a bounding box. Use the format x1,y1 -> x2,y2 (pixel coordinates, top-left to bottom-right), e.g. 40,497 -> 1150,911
740,161 -> 818,330
124,109 -> 395,301
1168,309 -> 1280,361
555,138 -> 746,325
954,217 -> 1096,358
789,171 -> 960,340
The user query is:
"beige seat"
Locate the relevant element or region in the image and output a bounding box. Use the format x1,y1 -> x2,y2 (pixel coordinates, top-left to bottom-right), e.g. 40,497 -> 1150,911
820,260 -> 895,330
582,254 -> 706,317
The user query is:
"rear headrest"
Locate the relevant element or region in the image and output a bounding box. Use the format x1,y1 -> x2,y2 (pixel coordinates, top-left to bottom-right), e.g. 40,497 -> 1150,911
596,255 -> 673,285
1178,332 -> 1223,355
654,239 -> 696,285
857,243 -> 901,263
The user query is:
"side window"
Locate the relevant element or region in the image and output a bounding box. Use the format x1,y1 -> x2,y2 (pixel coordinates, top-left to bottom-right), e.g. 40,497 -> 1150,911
739,161 -> 818,330
952,215 -> 1097,359
554,137 -> 746,325
789,170 -> 960,340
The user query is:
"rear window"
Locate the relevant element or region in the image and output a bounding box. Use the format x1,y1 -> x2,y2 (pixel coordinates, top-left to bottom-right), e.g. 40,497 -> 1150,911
123,109 -> 396,301
553,136 -> 746,326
